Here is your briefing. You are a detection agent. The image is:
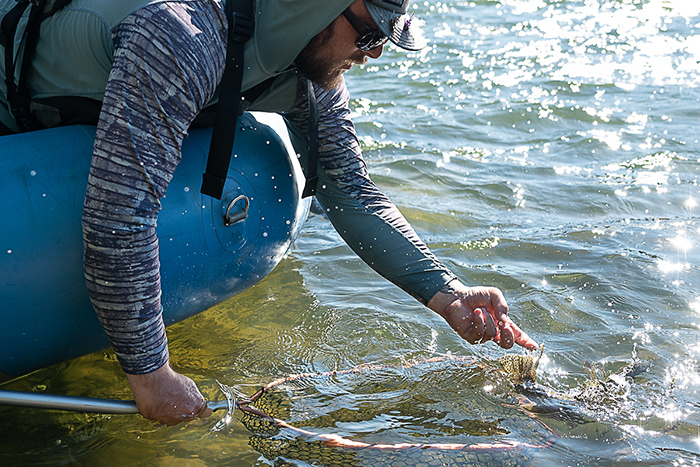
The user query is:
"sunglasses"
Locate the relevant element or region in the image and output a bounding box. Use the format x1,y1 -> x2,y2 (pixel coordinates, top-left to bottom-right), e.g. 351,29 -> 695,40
342,8 -> 388,51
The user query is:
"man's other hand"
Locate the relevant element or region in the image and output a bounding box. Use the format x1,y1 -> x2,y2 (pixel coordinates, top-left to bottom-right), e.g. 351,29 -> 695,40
428,280 -> 538,350
126,363 -> 212,426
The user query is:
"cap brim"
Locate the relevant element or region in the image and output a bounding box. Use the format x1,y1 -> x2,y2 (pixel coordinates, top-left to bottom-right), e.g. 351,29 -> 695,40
366,2 -> 428,51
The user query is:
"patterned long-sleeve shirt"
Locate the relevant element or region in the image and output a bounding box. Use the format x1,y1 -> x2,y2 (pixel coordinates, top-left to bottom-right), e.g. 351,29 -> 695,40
82,1 -> 455,375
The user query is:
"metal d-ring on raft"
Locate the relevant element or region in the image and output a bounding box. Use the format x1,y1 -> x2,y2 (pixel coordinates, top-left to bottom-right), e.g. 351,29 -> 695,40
0,111 -> 311,380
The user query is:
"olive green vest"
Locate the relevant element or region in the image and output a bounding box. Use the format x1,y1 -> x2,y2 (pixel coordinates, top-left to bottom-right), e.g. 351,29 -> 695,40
0,0 -> 353,131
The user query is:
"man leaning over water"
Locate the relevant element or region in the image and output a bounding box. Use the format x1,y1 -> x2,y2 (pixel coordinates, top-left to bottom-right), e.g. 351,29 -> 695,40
0,0 -> 538,425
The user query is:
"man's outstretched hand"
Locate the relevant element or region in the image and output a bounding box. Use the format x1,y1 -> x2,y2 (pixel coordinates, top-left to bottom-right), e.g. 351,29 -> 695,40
126,363 -> 212,426
428,280 -> 538,350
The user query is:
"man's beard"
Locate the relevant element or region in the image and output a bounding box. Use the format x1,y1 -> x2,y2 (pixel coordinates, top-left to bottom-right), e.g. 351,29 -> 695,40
295,24 -> 368,90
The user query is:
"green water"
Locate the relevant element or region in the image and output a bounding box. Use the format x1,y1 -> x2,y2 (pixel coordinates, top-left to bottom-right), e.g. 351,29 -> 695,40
2,0 -> 699,465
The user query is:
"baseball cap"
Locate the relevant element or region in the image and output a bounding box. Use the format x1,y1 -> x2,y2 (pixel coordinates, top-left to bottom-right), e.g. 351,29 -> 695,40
365,0 -> 428,51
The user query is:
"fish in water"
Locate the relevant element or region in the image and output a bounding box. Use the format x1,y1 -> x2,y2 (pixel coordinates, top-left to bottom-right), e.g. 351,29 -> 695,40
498,343 -> 545,385
495,345 -> 652,418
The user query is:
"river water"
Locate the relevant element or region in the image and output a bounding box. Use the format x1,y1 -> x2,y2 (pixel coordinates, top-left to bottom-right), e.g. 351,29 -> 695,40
1,0 -> 699,465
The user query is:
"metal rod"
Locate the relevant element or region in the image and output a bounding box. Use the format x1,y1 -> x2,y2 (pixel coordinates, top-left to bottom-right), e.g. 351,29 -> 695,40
0,389 -> 229,414
0,389 -> 139,414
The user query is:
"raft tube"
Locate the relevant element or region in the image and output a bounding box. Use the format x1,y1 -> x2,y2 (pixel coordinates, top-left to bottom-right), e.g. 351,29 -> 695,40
0,112 -> 310,378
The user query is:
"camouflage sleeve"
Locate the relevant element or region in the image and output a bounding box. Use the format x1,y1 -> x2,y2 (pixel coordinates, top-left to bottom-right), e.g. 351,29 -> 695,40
284,79 -> 457,305
82,1 -> 226,374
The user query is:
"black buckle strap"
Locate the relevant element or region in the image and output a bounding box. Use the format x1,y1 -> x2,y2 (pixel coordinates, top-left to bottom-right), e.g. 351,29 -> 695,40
2,1 -> 32,94
301,79 -> 318,198
0,1 -> 28,48
201,0 -> 256,199
200,1 -> 318,201
228,10 -> 253,43
2,0 -> 41,131
1,0 -> 74,132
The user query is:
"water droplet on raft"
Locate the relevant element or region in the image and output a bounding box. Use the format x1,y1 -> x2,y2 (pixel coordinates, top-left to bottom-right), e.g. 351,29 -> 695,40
263,232 -> 268,237
184,186 -> 190,192
6,250 -> 11,254
30,170 -> 37,176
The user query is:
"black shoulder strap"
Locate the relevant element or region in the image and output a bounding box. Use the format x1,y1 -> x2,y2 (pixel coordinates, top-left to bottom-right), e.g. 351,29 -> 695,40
2,0 -> 40,131
201,0 -> 318,200
302,79 -> 318,198
200,0 -> 255,199
1,0 -> 73,132
0,0 -> 29,50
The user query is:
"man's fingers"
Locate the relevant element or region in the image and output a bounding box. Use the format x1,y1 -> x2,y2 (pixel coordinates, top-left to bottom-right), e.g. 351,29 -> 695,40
488,289 -> 509,320
481,308 -> 498,344
167,399 -> 211,426
495,312 -> 538,350
496,321 -> 515,349
467,308 -> 500,345
197,401 -> 213,419
438,285 -> 537,349
467,309 -> 485,344
487,291 -> 537,350
511,324 -> 538,350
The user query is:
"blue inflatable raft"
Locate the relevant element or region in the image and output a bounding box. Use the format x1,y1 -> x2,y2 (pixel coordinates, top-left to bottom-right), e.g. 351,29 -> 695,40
0,112 -> 310,379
